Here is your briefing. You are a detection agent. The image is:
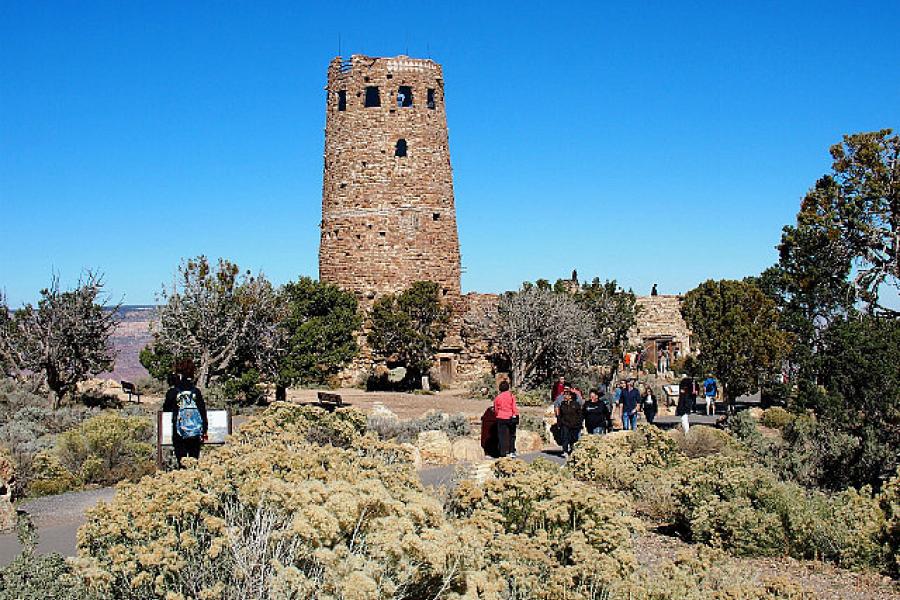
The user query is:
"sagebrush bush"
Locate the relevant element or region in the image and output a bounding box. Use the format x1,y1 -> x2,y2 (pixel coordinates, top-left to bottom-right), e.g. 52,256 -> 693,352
76,406 -> 471,600
366,411 -> 471,444
760,406 -> 794,429
668,425 -> 745,459
448,458 -> 641,597
0,380 -> 96,496
670,455 -> 889,569
56,412 -> 155,486
880,475 -> 900,577
27,450 -> 78,496
568,424 -> 683,491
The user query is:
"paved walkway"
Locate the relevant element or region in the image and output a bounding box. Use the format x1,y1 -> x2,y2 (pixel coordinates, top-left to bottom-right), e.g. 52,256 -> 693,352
0,451 -> 564,567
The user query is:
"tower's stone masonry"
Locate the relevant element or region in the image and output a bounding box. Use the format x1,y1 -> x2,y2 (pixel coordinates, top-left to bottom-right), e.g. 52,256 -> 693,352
319,55 -> 461,303
627,295 -> 693,356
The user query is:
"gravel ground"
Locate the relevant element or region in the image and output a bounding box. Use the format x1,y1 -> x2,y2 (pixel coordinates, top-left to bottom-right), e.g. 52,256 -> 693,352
633,528 -> 900,599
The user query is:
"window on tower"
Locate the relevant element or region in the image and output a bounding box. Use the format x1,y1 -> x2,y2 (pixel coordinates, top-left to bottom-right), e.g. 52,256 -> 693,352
397,86 -> 413,107
364,86 -> 381,107
395,139 -> 408,157
337,90 -> 346,111
427,88 -> 436,109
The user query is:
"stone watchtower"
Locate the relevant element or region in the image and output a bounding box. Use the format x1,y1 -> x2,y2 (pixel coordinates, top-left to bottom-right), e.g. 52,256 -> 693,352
319,55 -> 462,303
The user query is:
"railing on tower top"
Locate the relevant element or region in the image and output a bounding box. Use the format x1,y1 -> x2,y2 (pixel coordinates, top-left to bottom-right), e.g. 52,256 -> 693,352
339,58 -> 352,73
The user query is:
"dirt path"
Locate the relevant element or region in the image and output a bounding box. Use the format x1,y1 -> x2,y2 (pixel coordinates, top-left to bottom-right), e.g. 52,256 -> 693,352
634,528 -> 900,599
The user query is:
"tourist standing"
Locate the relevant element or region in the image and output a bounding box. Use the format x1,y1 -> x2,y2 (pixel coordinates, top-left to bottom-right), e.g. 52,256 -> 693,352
556,390 -> 583,457
493,380 -> 519,458
703,375 -> 718,415
642,386 -> 658,424
676,375 -> 695,433
162,359 -> 208,468
583,389 -> 612,434
620,379 -> 641,431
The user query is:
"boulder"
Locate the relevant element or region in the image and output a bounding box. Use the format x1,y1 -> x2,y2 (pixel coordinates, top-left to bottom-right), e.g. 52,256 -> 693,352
515,429 -> 544,453
0,447 -> 16,531
388,367 -> 407,383
451,438 -> 485,462
416,430 -> 453,464
400,443 -> 422,470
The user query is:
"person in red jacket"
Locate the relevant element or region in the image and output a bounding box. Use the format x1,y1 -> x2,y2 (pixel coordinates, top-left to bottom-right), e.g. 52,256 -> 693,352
493,380 -> 520,458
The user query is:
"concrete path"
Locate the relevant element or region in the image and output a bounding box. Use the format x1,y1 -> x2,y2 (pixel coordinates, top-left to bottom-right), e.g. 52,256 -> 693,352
0,451 -> 566,567
0,487 -> 116,566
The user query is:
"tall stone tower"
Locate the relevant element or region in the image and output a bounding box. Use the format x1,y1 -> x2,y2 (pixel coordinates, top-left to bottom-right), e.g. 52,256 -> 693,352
319,55 -> 462,303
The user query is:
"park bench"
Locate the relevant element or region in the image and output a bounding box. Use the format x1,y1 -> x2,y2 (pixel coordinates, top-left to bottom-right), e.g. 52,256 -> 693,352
121,381 -> 142,404
317,391 -> 343,412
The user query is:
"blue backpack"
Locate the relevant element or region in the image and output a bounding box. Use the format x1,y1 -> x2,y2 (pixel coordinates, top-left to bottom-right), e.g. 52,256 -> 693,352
176,389 -> 203,439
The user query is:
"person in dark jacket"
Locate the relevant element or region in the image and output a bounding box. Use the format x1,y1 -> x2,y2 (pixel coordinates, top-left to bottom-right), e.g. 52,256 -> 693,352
556,390 -> 583,456
162,359 -> 208,468
620,379 -> 641,431
583,389 -> 612,434
676,376 -> 695,433
642,385 -> 658,424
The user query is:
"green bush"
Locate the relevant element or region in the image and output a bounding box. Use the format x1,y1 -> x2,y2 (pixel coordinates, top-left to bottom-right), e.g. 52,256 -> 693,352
27,450 -> 78,496
760,406 -> 794,429
0,380 -> 96,496
514,388 -> 547,406
671,455 -> 889,569
55,412 -> 155,486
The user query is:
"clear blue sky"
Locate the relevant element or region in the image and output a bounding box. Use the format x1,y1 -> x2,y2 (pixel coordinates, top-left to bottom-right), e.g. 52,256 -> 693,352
2,0 -> 898,307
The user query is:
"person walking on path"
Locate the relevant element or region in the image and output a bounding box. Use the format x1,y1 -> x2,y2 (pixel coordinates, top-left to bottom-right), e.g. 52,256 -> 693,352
642,385 -> 658,424
556,390 -> 583,457
676,375 -> 695,433
584,389 -> 612,434
162,359 -> 208,468
703,375 -> 718,415
493,380 -> 520,458
620,379 -> 641,431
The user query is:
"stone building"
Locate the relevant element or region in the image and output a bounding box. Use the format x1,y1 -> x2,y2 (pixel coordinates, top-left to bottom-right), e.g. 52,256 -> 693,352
319,55 -> 467,384
319,54 -> 461,303
627,295 -> 693,361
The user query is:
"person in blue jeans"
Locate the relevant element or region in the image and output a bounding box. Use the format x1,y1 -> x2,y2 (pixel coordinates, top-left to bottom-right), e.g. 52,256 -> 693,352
620,379 -> 641,431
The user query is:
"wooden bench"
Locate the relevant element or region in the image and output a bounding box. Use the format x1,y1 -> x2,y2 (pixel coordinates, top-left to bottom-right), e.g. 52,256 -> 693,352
121,381 -> 142,404
317,391 -> 343,412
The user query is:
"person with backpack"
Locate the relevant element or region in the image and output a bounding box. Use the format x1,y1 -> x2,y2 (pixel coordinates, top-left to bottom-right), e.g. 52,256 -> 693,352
583,388 -> 612,434
163,358 -> 208,468
703,375 -> 718,415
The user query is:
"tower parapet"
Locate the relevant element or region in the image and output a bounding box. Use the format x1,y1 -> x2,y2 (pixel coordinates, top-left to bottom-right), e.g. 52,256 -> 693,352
319,54 -> 462,302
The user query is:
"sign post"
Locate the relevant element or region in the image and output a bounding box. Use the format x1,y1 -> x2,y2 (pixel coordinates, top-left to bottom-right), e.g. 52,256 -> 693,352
156,409 -> 233,469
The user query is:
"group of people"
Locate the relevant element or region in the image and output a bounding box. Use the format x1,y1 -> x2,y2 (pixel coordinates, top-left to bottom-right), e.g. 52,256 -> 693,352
489,372 -> 721,459
552,376 -> 659,455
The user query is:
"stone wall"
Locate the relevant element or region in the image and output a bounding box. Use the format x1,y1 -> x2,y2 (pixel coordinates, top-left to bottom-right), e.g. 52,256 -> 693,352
319,55 -> 461,304
627,295 -> 692,354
